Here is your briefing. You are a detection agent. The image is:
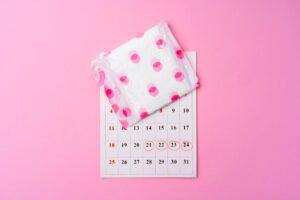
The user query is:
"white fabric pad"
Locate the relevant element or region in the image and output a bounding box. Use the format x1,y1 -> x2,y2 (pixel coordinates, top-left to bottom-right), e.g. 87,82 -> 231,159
91,21 -> 198,127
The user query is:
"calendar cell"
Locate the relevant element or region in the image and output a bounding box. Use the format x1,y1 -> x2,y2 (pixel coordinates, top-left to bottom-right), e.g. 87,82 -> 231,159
105,158 -> 118,175
143,124 -> 155,141
143,124 -> 154,133
155,108 -> 168,123
155,124 -> 167,141
130,157 -> 143,175
180,157 -> 193,174
130,124 -> 143,140
144,141 -> 154,151
106,140 -> 118,157
180,123 -> 193,137
156,140 -> 167,151
117,124 -> 131,140
105,106 -> 118,123
168,140 -> 180,151
143,140 -> 155,157
105,124 -> 118,140
155,123 -> 167,134
143,157 -> 155,174
167,103 -> 180,123
181,141 -> 194,157
167,157 -> 180,174
131,140 -> 143,156
118,158 -> 131,175
180,105 -> 193,123
181,141 -> 193,151
119,140 -> 130,156
156,157 -> 168,174
168,124 -> 180,135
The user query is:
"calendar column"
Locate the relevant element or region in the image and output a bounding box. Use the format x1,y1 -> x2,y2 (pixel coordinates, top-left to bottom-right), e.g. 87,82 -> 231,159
155,108 -> 168,175
118,124 -> 131,175
130,124 -> 143,175
105,106 -> 119,175
167,101 -> 181,175
179,93 -> 194,175
142,114 -> 156,175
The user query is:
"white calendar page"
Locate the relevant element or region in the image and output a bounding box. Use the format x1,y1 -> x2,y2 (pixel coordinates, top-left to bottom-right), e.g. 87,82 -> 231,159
100,52 -> 197,178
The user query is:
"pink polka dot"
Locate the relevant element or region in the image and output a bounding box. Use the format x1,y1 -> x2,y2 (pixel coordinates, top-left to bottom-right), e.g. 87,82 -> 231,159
105,87 -> 114,99
119,74 -> 129,85
175,48 -> 184,59
151,58 -> 162,72
147,83 -> 159,96
111,104 -> 119,113
174,70 -> 184,82
139,109 -> 149,119
155,36 -> 165,49
170,92 -> 180,102
120,107 -> 132,118
129,50 -> 140,64
140,112 -> 148,119
120,120 -> 129,129
107,87 -> 122,104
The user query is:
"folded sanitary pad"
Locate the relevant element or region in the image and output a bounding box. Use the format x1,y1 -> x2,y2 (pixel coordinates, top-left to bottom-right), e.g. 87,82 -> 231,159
91,21 -> 199,128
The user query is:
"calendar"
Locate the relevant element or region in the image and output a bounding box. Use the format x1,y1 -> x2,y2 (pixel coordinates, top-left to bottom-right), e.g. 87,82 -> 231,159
100,52 -> 197,177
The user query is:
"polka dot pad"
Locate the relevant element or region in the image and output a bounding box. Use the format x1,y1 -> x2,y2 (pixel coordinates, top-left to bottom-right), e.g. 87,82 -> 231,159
91,21 -> 199,127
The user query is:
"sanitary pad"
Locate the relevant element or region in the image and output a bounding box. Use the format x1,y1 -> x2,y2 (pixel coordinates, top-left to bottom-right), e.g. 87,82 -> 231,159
91,21 -> 199,127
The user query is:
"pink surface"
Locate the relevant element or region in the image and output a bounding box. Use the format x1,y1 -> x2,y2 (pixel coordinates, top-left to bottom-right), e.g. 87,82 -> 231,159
0,0 -> 299,199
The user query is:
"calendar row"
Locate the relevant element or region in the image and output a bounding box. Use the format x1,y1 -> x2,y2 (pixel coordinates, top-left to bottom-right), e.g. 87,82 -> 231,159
105,157 -> 194,175
105,105 -> 193,123
107,140 -> 193,151
106,123 -> 193,133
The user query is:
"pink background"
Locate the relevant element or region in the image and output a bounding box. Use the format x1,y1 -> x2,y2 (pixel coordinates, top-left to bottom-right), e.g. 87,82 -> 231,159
0,0 -> 299,199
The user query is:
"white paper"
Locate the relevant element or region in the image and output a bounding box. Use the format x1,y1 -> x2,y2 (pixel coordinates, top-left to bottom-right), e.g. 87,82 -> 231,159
100,52 -> 197,177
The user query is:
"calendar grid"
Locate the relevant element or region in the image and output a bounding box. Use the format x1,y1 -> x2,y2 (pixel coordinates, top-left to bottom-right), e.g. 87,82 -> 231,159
100,52 -> 197,178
